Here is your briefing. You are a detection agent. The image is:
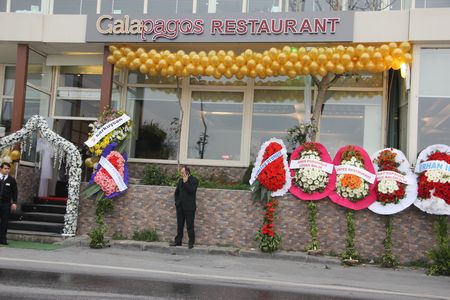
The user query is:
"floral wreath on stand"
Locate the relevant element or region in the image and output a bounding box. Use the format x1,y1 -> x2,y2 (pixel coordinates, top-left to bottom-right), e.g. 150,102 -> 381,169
329,145 -> 377,265
329,145 -> 377,210
369,148 -> 417,215
249,138 -> 291,253
289,142 -> 335,254
414,144 -> 450,215
81,108 -> 133,248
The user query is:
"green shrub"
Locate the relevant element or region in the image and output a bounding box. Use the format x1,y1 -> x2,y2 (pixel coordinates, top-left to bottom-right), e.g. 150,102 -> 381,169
428,216 -> 450,276
112,232 -> 127,240
142,165 -> 172,186
241,164 -> 254,184
132,229 -> 160,242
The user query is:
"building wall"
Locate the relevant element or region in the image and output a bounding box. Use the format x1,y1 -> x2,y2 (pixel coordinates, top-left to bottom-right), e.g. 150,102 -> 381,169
77,185 -> 446,263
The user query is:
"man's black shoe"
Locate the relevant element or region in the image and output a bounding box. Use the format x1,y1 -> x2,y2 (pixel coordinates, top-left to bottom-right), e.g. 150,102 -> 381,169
188,244 -> 194,249
169,242 -> 181,247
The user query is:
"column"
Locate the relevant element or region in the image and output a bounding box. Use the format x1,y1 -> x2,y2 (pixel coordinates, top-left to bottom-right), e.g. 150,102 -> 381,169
11,44 -> 29,133
100,45 -> 113,112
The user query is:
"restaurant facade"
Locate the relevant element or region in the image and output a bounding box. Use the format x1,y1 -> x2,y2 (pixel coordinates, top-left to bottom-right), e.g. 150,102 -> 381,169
0,1 -> 449,179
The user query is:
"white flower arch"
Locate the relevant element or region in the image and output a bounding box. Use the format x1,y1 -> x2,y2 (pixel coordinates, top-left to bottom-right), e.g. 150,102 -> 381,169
0,115 -> 82,236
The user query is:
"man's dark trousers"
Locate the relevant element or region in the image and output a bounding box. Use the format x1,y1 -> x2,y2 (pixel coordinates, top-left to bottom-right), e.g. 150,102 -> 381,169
0,202 -> 11,243
175,205 -> 195,246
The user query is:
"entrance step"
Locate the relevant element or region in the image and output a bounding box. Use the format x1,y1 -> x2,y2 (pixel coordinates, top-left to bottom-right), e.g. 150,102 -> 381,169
35,197 -> 67,206
8,220 -> 64,234
18,212 -> 65,223
22,204 -> 67,214
7,230 -> 64,244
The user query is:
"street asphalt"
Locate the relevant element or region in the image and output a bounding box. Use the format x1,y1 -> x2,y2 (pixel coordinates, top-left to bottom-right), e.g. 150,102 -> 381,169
0,238 -> 448,299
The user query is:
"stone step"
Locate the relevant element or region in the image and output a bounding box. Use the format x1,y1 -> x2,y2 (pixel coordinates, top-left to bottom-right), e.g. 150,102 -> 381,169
34,197 -> 67,206
18,212 -> 65,224
22,204 -> 67,214
7,230 -> 64,243
8,220 -> 64,234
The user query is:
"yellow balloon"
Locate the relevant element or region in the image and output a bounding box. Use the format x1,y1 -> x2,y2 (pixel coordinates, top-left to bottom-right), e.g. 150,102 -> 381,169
360,53 -> 370,64
289,52 -> 299,63
392,60 -> 401,70
294,61 -> 303,72
174,61 -> 183,71
139,53 -> 148,63
132,58 -> 141,68
392,48 -> 403,58
400,42 -> 411,52
282,45 -> 291,54
227,50 -> 235,57
309,61 -> 319,72
191,54 -> 201,65
136,48 -> 145,57
288,70 -> 297,78
10,150 -> 20,161
139,64 -> 148,74
325,47 -> 334,58
335,64 -> 345,74
262,55 -> 272,66
355,61 -> 364,71
301,55 -> 311,65
186,64 -> 195,73
107,56 -> 116,64
176,50 -> 185,58
302,66 -> 310,75
149,68 -> 158,76
256,64 -> 265,74
284,61 -> 294,70
127,51 -> 136,61
113,50 -> 123,60
181,68 -> 189,77
265,67 -> 273,77
244,49 -> 253,59
181,55 -> 190,65
341,54 -> 351,65
167,66 -> 175,76
317,54 -> 327,65
379,44 -> 390,56
278,52 -> 287,64
198,51 -> 207,57
345,62 -> 355,72
375,63 -> 385,72
271,61 -> 280,71
235,56 -> 245,67
373,52 -> 383,62
331,53 -> 341,63
279,67 -> 287,75
388,42 -> 398,50
217,63 -> 226,73
403,53 -> 413,64
205,65 -> 215,76
309,48 -> 318,58
318,67 -> 327,77
247,59 -> 256,69
240,66 -> 249,75
208,50 -> 217,58
230,64 -> 239,74
345,46 -> 355,56
109,45 -> 118,53
85,157 -> 94,168
366,61 -> 375,72
201,56 -> 209,67
269,48 -> 278,58
160,68 -> 168,76
355,44 -> 366,56
384,55 -> 394,66
224,55 -> 233,67
325,61 -> 335,72
211,55 -> 220,66
224,69 -> 233,79
145,59 -> 154,68
336,45 -> 345,54
158,59 -> 167,69
249,70 -> 257,78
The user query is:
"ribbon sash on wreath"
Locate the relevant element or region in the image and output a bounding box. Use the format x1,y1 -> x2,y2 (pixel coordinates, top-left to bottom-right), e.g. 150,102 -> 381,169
335,165 -> 376,184
99,156 -> 127,192
250,148 -> 286,185
85,114 -> 131,148
290,159 -> 334,174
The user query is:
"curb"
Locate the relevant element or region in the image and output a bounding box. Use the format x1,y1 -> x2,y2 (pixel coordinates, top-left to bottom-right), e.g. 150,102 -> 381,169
108,240 -> 341,266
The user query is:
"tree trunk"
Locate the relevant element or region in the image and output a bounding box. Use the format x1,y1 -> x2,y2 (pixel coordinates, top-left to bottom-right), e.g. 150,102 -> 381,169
310,73 -> 340,142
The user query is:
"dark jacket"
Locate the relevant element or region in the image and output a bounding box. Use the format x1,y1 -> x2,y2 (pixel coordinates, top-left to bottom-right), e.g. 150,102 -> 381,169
0,176 -> 18,204
174,176 -> 198,211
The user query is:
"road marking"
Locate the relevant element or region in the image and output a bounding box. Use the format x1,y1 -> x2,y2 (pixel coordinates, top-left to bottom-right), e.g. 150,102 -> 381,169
0,257 -> 448,300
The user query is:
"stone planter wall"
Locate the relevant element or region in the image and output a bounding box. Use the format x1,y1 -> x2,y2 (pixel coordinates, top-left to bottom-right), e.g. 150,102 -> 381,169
77,184 -> 448,264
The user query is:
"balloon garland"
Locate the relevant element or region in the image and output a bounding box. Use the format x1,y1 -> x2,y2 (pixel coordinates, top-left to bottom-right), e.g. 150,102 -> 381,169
107,42 -> 412,79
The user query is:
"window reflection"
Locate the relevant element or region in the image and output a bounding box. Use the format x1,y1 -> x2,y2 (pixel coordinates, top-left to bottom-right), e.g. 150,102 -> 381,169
251,90 -> 305,159
53,0 -> 97,14
418,97 -> 450,150
188,91 -> 243,160
55,66 -> 102,118
288,0 -> 402,11
416,0 -> 450,8
101,0 -> 144,14
248,0 -> 281,12
0,0 -> 6,12
127,87 -> 180,160
149,0 -> 193,14
319,91 -> 382,156
11,0 -> 41,12
214,0 -> 242,13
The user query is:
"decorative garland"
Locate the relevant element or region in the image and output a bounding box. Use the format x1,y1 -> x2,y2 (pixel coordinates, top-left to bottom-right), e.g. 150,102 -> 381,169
341,210 -> 360,265
250,138 -> 290,253
381,215 -> 398,268
0,115 -> 82,236
81,109 -> 132,248
329,145 -> 377,210
369,148 -> 417,215
107,42 -> 412,79
414,144 -> 450,215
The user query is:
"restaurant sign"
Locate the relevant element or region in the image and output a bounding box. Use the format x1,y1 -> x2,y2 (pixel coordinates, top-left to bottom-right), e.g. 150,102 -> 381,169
86,12 -> 354,43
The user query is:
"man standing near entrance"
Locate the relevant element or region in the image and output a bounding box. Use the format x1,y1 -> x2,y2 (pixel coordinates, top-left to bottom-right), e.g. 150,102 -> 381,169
171,166 -> 198,249
0,162 -> 18,245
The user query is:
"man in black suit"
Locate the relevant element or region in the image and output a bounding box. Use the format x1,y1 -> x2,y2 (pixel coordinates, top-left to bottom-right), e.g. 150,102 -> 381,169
0,162 -> 18,245
170,166 -> 198,249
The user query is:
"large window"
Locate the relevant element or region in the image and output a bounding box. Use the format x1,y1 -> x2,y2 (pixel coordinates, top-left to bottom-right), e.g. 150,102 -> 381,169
11,0 -> 42,12
251,89 -> 305,159
248,0 -> 282,12
319,91 -> 383,156
101,0 -> 145,14
188,91 -> 244,161
0,66 -> 14,134
416,0 -> 450,8
417,48 -> 450,150
126,86 -> 180,160
288,0 -> 403,11
53,0 -> 97,14
149,0 -> 193,14
0,0 -> 6,12
55,66 -> 102,118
